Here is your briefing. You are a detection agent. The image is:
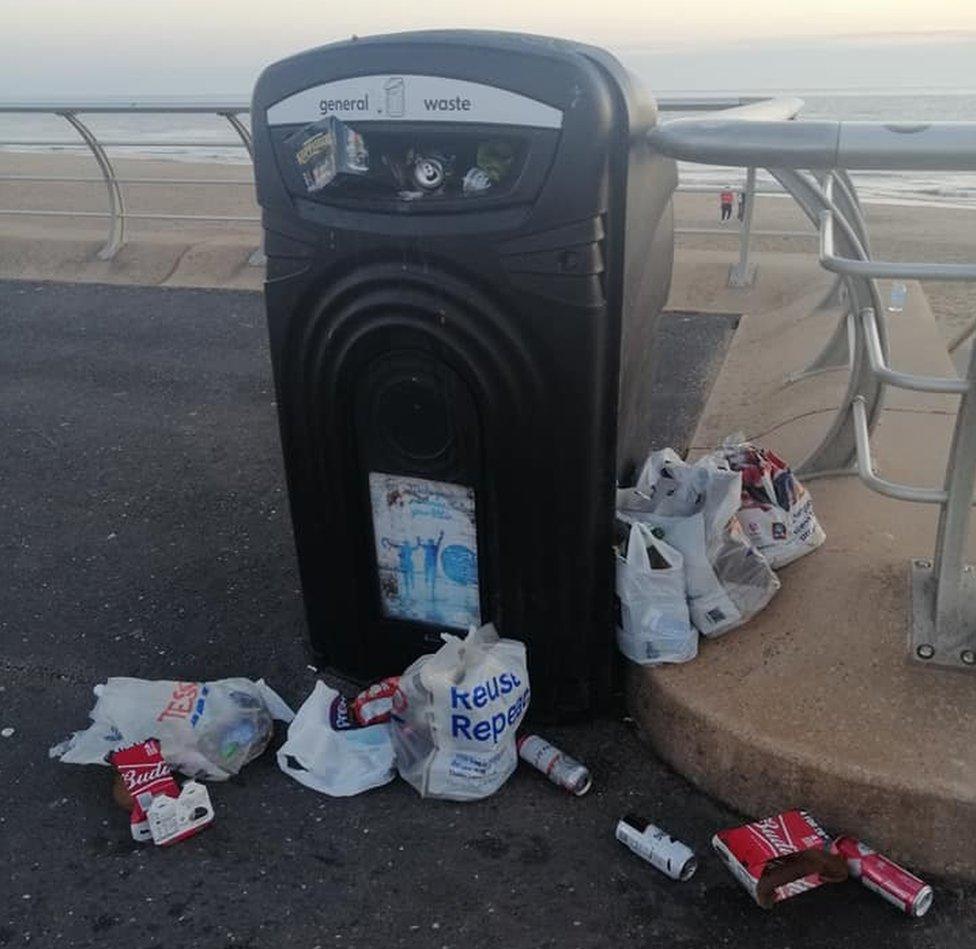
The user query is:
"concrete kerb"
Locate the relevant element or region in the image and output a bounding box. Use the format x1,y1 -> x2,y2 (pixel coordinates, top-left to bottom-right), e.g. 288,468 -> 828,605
633,257 -> 976,879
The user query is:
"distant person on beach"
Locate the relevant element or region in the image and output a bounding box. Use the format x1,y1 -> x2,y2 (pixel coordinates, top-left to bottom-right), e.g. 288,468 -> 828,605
720,187 -> 734,221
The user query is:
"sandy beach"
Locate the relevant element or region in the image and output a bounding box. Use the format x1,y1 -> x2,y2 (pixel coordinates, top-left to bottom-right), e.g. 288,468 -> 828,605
1,150 -> 973,339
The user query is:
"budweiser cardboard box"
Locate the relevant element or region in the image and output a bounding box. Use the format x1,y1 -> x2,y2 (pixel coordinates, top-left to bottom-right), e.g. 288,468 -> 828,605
712,809 -> 847,908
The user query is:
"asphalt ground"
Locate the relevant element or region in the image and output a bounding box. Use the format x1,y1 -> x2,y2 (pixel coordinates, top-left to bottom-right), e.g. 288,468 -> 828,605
1,280 -> 972,949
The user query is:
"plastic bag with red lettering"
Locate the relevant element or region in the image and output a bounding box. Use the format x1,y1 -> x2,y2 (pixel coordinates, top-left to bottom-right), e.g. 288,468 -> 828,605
715,435 -> 826,568
49,677 -> 294,780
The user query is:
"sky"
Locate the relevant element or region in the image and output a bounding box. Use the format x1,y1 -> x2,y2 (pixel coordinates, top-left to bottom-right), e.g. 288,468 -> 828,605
3,0 -> 976,96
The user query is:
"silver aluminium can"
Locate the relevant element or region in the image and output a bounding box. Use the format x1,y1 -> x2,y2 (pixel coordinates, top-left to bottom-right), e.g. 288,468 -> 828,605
517,734 -> 592,796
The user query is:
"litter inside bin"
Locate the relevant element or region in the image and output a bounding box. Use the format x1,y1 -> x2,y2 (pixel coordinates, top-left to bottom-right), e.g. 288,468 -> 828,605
287,116 -> 368,193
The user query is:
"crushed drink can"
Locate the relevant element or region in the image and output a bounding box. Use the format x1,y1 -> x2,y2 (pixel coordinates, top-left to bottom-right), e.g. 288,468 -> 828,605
462,167 -> 493,195
517,734 -> 591,796
832,836 -> 933,917
616,814 -> 697,881
147,780 -> 215,846
351,676 -> 400,726
412,155 -> 445,192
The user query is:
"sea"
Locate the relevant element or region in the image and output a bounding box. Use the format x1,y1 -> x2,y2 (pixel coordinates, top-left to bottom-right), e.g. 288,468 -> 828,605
2,89 -> 975,209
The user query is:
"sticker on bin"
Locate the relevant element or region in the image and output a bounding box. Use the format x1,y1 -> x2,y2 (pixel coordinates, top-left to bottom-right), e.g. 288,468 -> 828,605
267,75 -> 563,129
369,473 -> 481,630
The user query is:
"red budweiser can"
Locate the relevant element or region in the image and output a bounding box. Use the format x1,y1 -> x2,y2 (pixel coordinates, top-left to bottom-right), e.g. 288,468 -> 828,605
832,836 -> 933,917
517,735 -> 592,796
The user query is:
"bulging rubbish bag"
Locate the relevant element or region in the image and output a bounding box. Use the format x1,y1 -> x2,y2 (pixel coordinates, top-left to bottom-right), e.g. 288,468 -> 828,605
619,447 -> 779,637
277,681 -> 395,797
615,522 -> 697,665
391,623 -> 530,801
49,677 -> 294,780
715,436 -> 826,568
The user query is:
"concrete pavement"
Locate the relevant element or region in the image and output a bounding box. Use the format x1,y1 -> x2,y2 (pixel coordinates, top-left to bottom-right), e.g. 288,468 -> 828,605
12,281 -> 969,947
632,250 -> 976,879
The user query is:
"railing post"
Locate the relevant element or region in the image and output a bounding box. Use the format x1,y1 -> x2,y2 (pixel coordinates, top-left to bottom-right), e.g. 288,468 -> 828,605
912,340 -> 976,667
220,111 -> 265,268
769,169 -> 887,479
59,111 -> 125,260
728,166 -> 757,287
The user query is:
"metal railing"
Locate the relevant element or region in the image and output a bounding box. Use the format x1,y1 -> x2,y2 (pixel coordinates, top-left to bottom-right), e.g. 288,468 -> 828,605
0,101 -> 260,261
673,171 -> 808,288
3,95 -> 975,665
662,98 -> 813,284
650,102 -> 976,670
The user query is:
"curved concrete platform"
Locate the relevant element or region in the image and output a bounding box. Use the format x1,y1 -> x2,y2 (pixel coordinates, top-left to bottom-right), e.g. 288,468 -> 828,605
630,250 -> 976,878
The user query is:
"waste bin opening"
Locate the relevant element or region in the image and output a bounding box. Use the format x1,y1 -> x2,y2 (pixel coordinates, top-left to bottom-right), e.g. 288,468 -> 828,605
252,31 -> 678,720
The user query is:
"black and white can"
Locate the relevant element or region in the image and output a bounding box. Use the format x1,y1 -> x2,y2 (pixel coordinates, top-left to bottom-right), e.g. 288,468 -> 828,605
616,814 -> 697,881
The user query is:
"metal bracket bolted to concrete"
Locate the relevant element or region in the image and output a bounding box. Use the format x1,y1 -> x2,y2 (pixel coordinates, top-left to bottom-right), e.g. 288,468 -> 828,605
909,559 -> 976,670
727,262 -> 758,288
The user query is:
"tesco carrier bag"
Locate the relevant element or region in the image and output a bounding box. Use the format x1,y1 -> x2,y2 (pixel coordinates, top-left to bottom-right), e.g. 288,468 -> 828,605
391,623 -> 530,801
49,677 -> 294,780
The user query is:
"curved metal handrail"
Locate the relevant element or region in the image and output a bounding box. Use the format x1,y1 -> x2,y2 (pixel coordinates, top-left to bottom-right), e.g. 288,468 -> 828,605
58,111 -> 125,259
850,396 -> 948,504
764,168 -> 887,477
650,117 -> 976,170
859,307 -> 969,394
820,210 -> 976,280
0,101 -> 258,261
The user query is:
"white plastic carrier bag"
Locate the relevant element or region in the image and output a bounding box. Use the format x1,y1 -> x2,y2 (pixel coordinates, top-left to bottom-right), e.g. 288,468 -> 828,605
49,677 -> 294,780
391,622 -> 530,801
277,681 -> 396,796
615,521 -> 697,665
618,499 -> 741,637
715,436 -> 826,568
619,448 -> 779,637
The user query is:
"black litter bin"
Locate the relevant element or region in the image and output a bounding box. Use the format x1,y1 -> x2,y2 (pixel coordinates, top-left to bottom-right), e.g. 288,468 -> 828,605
252,31 -> 677,719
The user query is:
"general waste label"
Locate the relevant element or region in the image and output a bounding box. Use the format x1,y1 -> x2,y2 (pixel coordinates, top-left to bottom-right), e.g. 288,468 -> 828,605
266,75 -> 563,129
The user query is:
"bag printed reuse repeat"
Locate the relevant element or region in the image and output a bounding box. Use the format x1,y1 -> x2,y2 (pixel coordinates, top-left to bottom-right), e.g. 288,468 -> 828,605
391,623 -> 530,801
714,436 -> 826,569
615,521 -> 697,665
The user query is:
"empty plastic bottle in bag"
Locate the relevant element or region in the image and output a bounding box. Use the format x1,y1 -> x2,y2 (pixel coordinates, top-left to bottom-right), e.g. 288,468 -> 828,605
195,689 -> 274,776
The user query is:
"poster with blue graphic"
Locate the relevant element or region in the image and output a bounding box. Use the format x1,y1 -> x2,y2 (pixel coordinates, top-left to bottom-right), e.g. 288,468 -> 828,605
369,472 -> 481,629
